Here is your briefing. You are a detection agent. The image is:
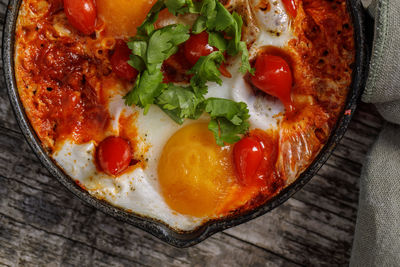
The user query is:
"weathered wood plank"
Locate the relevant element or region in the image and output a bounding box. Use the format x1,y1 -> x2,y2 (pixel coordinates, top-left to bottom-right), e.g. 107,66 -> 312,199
0,121 -> 299,267
224,106 -> 383,266
0,98 -> 383,266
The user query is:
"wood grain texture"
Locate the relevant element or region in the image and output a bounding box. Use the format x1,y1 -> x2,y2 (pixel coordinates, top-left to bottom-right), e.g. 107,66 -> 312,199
0,0 -> 383,266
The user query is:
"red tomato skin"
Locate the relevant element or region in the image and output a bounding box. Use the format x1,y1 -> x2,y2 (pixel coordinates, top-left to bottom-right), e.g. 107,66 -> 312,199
63,0 -> 97,35
251,54 -> 293,108
233,136 -> 263,186
282,0 -> 297,18
184,32 -> 217,65
97,136 -> 132,176
110,40 -> 138,81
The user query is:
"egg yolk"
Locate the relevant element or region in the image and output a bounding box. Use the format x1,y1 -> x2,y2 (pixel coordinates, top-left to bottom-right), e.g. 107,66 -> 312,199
97,0 -> 157,37
158,123 -> 235,217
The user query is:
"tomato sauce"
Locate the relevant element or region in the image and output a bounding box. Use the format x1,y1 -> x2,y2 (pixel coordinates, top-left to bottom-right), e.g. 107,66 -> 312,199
16,19 -> 110,148
161,47 -> 193,84
14,0 -> 355,220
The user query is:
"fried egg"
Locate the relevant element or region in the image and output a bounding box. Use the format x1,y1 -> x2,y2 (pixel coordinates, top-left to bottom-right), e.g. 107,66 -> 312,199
18,0 -> 357,233
49,0 -> 295,231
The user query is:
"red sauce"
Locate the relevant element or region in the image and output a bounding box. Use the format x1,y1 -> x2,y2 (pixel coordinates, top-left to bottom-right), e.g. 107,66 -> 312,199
161,47 -> 192,84
15,0 -> 355,219
18,23 -> 110,147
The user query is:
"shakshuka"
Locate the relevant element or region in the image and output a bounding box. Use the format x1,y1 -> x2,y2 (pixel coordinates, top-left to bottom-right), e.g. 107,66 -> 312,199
14,0 -> 355,231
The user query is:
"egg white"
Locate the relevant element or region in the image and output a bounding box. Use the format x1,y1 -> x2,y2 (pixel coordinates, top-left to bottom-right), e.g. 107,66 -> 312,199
52,0 -> 294,231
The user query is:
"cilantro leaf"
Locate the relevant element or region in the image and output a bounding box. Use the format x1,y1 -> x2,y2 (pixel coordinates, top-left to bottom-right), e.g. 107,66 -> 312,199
124,0 -> 253,146
165,0 -> 186,14
124,70 -> 166,114
223,13 -> 253,74
147,24 -> 190,65
127,40 -> 147,59
127,40 -> 147,71
205,98 -> 249,125
226,12 -> 243,55
135,0 -> 165,38
156,85 -> 205,124
165,0 -> 199,15
125,25 -> 190,110
207,1 -> 235,31
208,32 -> 227,52
239,41 -> 254,74
200,0 -> 217,18
209,117 -> 249,145
189,51 -> 224,89
205,98 -> 250,145
192,16 -> 207,34
128,55 -> 146,72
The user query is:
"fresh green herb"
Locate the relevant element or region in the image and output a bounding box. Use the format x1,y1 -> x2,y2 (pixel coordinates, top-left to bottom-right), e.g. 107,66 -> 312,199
189,51 -> 224,89
208,32 -> 228,52
155,0 -> 252,73
192,16 -> 207,34
165,0 -> 199,15
124,0 -> 254,145
205,98 -> 250,145
205,1 -> 235,32
135,0 -> 165,38
124,24 -> 190,112
156,84 -> 205,124
239,41 -> 253,74
124,70 -> 166,114
147,24 -> 190,65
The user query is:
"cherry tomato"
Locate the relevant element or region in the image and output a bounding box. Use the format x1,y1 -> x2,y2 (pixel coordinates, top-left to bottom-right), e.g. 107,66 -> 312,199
97,136 -> 132,176
155,8 -> 176,30
282,0 -> 297,18
63,0 -> 97,35
251,54 -> 293,109
110,40 -> 138,81
184,32 -> 217,65
233,136 -> 263,186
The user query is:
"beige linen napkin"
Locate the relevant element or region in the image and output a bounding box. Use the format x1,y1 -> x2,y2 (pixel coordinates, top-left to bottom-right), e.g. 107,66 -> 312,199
350,0 -> 400,266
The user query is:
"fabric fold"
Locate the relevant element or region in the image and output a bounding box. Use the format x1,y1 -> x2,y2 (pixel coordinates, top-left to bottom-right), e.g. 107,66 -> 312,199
361,0 -> 400,104
350,0 -> 400,266
350,124 -> 400,266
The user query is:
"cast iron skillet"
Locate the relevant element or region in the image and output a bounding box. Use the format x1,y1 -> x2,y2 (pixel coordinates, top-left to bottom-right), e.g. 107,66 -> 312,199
2,0 -> 367,247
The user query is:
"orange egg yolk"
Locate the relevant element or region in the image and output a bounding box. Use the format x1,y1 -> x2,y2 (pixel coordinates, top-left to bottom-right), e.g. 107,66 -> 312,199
158,123 -> 236,217
97,0 -> 157,37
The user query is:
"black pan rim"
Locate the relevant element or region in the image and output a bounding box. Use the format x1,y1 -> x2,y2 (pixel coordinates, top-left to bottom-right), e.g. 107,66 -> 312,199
2,0 -> 367,248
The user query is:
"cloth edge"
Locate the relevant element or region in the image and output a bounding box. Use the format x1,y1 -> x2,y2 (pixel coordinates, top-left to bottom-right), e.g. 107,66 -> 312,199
362,0 -> 388,103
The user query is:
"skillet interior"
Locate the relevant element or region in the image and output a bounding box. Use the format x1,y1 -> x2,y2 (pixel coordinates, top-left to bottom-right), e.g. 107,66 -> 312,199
2,0 -> 367,247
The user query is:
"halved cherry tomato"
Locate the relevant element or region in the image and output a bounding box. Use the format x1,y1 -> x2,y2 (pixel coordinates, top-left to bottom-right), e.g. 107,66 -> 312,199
63,0 -> 97,35
282,0 -> 297,18
110,40 -> 138,81
251,54 -> 293,109
184,32 -> 217,65
155,8 -> 176,29
97,136 -> 132,176
233,136 -> 263,186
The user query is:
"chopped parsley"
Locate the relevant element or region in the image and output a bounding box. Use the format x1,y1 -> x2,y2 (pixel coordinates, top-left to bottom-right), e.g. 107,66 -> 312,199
124,0 -> 253,145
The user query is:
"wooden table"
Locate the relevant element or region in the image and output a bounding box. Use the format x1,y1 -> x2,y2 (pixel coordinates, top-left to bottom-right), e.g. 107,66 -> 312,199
0,1 -> 383,265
